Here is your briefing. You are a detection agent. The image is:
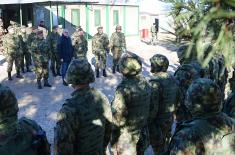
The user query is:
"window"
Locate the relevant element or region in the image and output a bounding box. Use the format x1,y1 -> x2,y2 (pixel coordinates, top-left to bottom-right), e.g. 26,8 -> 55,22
113,10 -> 119,25
71,9 -> 80,27
94,9 -> 101,26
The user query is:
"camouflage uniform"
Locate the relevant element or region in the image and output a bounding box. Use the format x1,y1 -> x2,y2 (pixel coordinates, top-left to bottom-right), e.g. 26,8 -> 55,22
3,26 -> 23,80
71,28 -> 88,59
47,26 -> 61,76
0,84 -> 50,155
111,53 -> 151,155
168,78 -> 235,155
174,63 -> 201,122
30,30 -> 51,89
149,54 -> 180,155
223,70 -> 235,118
110,25 -> 126,73
150,24 -> 157,45
92,27 -> 109,77
55,59 -> 112,155
0,19 -> 5,54
19,26 -> 32,73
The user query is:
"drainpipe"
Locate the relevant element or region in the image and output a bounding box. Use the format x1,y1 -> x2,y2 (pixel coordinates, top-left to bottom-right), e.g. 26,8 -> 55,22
49,1 -> 53,31
20,4 -> 22,26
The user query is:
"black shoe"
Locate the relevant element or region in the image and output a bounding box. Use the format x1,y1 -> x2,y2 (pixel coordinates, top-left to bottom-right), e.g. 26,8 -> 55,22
57,69 -> 61,76
26,67 -> 32,72
44,79 -> 52,87
112,66 -> 116,74
103,69 -> 107,77
16,72 -> 23,79
63,80 -> 68,86
22,68 -> 25,73
96,69 -> 99,78
37,80 -> 42,89
8,72 -> 13,81
116,65 -> 120,72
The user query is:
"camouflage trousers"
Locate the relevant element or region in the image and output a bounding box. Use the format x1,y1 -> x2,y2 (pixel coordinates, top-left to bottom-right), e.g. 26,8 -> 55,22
6,53 -> 21,72
50,52 -> 61,74
34,63 -> 49,80
111,47 -> 122,68
94,51 -> 107,69
20,50 -> 31,68
111,128 -> 148,155
149,116 -> 173,155
151,33 -> 157,45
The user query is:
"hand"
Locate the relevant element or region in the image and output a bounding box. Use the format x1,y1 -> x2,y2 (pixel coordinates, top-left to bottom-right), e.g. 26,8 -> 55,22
61,59 -> 63,62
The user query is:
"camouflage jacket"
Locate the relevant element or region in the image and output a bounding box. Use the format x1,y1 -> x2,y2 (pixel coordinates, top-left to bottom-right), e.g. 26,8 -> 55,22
92,33 -> 109,54
109,32 -> 126,50
2,33 -> 22,56
30,37 -> 50,65
168,113 -> 235,155
71,33 -> 88,58
27,32 -> 37,52
0,117 -> 50,155
223,92 -> 235,119
55,87 -> 112,155
46,32 -> 60,54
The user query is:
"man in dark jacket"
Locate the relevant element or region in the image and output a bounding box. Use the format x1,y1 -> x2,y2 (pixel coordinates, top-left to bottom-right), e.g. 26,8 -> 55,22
57,29 -> 74,86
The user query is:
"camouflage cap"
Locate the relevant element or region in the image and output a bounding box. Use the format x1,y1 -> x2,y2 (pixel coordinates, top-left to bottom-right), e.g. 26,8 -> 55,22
185,78 -> 222,117
174,63 -> 201,89
65,59 -> 95,85
150,54 -> 169,72
0,84 -> 19,119
119,52 -> 142,77
116,25 -> 122,30
97,26 -> 103,30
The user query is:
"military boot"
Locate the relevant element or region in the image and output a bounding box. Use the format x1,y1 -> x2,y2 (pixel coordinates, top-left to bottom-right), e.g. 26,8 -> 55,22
8,72 -> 13,81
57,69 -> 61,76
116,65 -> 120,72
63,79 -> 68,86
112,66 -> 116,74
37,79 -> 42,89
26,66 -> 32,72
96,68 -> 99,78
103,69 -> 107,77
21,67 -> 25,73
44,79 -> 52,87
16,71 -> 23,79
51,68 -> 57,77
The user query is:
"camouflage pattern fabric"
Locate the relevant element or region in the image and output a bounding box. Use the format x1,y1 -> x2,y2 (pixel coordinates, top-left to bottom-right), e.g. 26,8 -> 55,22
150,25 -> 157,44
0,84 -> 50,155
168,78 -> 235,155
111,53 -> 151,155
30,36 -> 50,80
92,33 -> 109,69
3,32 -> 22,72
65,59 -> 95,85
54,87 -> 112,155
174,63 -> 201,122
19,27 -> 31,69
0,25 -> 5,54
110,31 -> 126,68
71,31 -> 88,59
38,26 -> 48,39
47,31 -> 61,74
27,29 -> 37,54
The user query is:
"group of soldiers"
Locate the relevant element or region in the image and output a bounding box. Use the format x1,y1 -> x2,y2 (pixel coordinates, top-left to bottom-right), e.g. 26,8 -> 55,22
0,37 -> 234,154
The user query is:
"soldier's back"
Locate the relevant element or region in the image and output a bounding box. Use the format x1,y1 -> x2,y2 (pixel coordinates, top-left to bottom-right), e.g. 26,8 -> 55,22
0,117 -> 50,155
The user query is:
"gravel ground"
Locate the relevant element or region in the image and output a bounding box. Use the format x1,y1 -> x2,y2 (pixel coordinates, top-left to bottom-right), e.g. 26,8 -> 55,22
0,33 -> 179,155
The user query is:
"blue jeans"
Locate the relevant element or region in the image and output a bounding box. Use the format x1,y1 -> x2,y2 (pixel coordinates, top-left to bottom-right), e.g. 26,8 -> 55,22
61,61 -> 70,80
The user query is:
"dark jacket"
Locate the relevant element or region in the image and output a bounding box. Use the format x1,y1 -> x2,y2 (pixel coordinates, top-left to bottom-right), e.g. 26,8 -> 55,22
57,34 -> 74,62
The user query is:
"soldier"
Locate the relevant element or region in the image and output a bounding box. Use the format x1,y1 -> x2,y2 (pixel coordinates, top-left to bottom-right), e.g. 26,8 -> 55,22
92,26 -> 109,78
0,84 -> 50,155
168,78 -> 235,154
111,53 -> 151,155
174,63 -> 201,122
71,26 -> 88,59
149,54 -> 180,155
223,69 -> 235,118
54,59 -> 112,155
3,26 -> 23,80
47,25 -> 61,77
38,20 -> 48,39
110,25 -> 126,74
27,26 -> 38,56
150,23 -> 157,45
30,30 -> 51,89
19,25 -> 32,73
0,18 -> 6,54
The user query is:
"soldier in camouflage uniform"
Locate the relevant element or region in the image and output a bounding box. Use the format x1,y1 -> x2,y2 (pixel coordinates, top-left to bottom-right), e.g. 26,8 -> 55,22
19,25 -> 32,73
174,63 -> 201,122
38,20 -> 48,39
110,25 -> 126,74
3,26 -> 23,80
47,25 -> 61,77
0,84 -> 50,155
54,59 -> 112,155
92,26 -> 109,78
168,78 -> 235,155
111,53 -> 151,155
149,54 -> 180,155
150,23 -> 157,45
71,26 -> 88,59
0,18 -> 6,54
27,26 -> 38,57
30,30 -> 51,89
223,69 -> 235,118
